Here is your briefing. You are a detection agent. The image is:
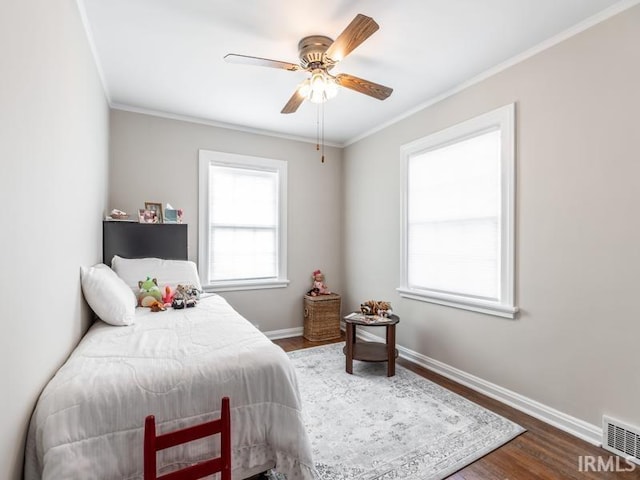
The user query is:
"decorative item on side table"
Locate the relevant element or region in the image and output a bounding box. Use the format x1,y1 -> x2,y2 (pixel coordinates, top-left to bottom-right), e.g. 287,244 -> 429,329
344,300 -> 398,377
303,269 -> 340,341
359,299 -> 393,317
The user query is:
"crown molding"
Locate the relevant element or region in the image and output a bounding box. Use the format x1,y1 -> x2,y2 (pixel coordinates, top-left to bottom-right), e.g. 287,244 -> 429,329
77,0 -> 639,149
110,103 -> 343,148
344,0 -> 640,146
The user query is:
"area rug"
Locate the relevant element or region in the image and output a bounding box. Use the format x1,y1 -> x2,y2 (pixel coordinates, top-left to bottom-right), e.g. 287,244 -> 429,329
286,343 -> 524,480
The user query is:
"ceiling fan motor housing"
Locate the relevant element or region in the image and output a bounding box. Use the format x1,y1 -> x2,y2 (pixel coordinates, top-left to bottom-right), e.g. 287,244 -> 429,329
298,35 -> 333,69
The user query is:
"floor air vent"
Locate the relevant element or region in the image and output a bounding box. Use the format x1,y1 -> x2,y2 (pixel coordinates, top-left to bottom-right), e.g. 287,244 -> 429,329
603,415 -> 640,465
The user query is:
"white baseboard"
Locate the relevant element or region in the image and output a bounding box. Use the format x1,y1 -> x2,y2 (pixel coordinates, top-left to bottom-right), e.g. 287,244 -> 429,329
352,328 -> 602,447
264,326 -> 303,340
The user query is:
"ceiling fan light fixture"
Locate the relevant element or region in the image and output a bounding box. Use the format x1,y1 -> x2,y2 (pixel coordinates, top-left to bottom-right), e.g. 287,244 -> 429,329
300,69 -> 338,104
324,76 -> 338,99
310,69 -> 326,93
298,79 -> 311,99
226,13 -> 391,117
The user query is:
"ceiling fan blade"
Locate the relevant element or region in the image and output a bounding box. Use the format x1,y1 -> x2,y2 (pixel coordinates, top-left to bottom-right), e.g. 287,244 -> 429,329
224,54 -> 301,72
281,89 -> 305,114
325,14 -> 379,63
335,73 -> 393,100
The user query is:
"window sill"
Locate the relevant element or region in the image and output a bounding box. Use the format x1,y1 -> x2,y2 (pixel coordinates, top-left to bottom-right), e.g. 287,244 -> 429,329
396,287 -> 518,319
204,279 -> 290,293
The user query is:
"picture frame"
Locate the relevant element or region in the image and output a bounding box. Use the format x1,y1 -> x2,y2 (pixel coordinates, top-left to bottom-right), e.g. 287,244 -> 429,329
138,209 -> 158,224
144,202 -> 163,223
164,208 -> 183,224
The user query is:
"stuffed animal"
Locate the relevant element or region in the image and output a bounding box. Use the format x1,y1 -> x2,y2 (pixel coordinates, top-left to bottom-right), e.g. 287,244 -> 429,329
172,284 -> 200,309
137,277 -> 163,307
171,296 -> 185,309
162,285 -> 174,308
360,300 -> 392,317
148,300 -> 166,312
183,285 -> 201,301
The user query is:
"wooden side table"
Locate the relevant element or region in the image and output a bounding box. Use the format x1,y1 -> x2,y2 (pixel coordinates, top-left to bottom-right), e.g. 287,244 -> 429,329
343,314 -> 399,377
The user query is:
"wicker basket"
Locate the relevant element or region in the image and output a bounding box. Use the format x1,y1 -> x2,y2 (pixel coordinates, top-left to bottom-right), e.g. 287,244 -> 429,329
303,293 -> 341,341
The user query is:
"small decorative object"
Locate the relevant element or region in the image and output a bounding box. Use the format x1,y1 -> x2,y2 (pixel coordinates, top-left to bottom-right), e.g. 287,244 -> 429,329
109,209 -> 129,220
144,202 -> 164,223
138,209 -> 158,224
164,203 -> 184,224
137,277 -> 163,308
307,269 -> 331,296
360,300 -> 393,317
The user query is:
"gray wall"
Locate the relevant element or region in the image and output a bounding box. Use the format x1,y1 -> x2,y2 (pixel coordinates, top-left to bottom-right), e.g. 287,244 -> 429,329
342,6 -> 640,430
0,1 -> 109,478
109,110 -> 343,332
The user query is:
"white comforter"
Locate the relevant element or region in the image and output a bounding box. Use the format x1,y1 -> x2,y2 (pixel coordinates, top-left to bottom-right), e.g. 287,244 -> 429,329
24,295 -> 316,480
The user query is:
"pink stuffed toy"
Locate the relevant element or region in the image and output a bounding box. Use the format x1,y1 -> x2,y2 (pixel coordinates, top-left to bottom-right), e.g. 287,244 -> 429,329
162,285 -> 174,307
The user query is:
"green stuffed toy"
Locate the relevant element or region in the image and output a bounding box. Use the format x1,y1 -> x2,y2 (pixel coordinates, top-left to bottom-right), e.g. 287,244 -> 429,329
137,277 -> 163,307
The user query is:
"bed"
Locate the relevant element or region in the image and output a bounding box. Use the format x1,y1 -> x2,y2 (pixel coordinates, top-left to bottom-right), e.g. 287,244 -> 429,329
24,222 -> 316,480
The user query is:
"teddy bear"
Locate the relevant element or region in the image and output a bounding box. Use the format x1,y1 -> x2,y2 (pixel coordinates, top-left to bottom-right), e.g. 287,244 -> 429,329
137,277 -> 163,307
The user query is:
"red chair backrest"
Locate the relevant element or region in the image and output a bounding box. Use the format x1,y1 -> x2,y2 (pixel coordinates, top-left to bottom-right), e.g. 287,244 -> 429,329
144,396 -> 231,480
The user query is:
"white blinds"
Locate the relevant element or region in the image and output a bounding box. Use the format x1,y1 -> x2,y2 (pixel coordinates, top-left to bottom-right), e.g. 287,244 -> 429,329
407,129 -> 501,300
208,165 -> 278,282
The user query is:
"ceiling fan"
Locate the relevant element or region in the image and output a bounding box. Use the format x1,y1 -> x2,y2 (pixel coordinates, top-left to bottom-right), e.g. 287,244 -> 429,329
224,14 -> 393,114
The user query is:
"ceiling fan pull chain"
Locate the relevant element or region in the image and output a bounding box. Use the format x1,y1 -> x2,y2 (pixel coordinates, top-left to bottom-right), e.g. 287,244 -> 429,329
316,103 -> 320,152
321,102 -> 325,163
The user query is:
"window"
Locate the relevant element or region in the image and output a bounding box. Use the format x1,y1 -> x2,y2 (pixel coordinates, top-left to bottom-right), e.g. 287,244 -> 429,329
398,104 -> 517,318
198,150 -> 289,291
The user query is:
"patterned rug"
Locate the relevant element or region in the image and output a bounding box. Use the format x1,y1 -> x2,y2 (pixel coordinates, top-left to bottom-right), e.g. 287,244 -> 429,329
286,343 -> 524,480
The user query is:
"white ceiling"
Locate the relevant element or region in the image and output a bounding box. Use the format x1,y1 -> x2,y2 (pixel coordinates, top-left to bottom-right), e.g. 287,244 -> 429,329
80,0 -> 626,145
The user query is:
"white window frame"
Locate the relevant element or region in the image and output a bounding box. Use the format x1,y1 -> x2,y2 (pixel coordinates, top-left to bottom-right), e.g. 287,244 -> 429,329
198,149 -> 289,292
398,103 -> 517,318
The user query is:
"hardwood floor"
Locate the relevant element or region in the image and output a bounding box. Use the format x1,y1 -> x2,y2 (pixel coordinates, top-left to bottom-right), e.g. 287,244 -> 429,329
273,335 -> 640,479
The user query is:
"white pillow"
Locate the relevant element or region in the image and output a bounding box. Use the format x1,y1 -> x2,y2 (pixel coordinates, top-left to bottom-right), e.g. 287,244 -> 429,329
80,264 -> 136,326
111,255 -> 202,294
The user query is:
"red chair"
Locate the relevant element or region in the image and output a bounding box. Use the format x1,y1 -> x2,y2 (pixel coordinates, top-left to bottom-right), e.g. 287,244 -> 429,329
144,397 -> 231,480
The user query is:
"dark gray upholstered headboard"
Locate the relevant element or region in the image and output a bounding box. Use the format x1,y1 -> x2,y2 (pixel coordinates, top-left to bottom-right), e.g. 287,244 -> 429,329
103,221 -> 188,266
